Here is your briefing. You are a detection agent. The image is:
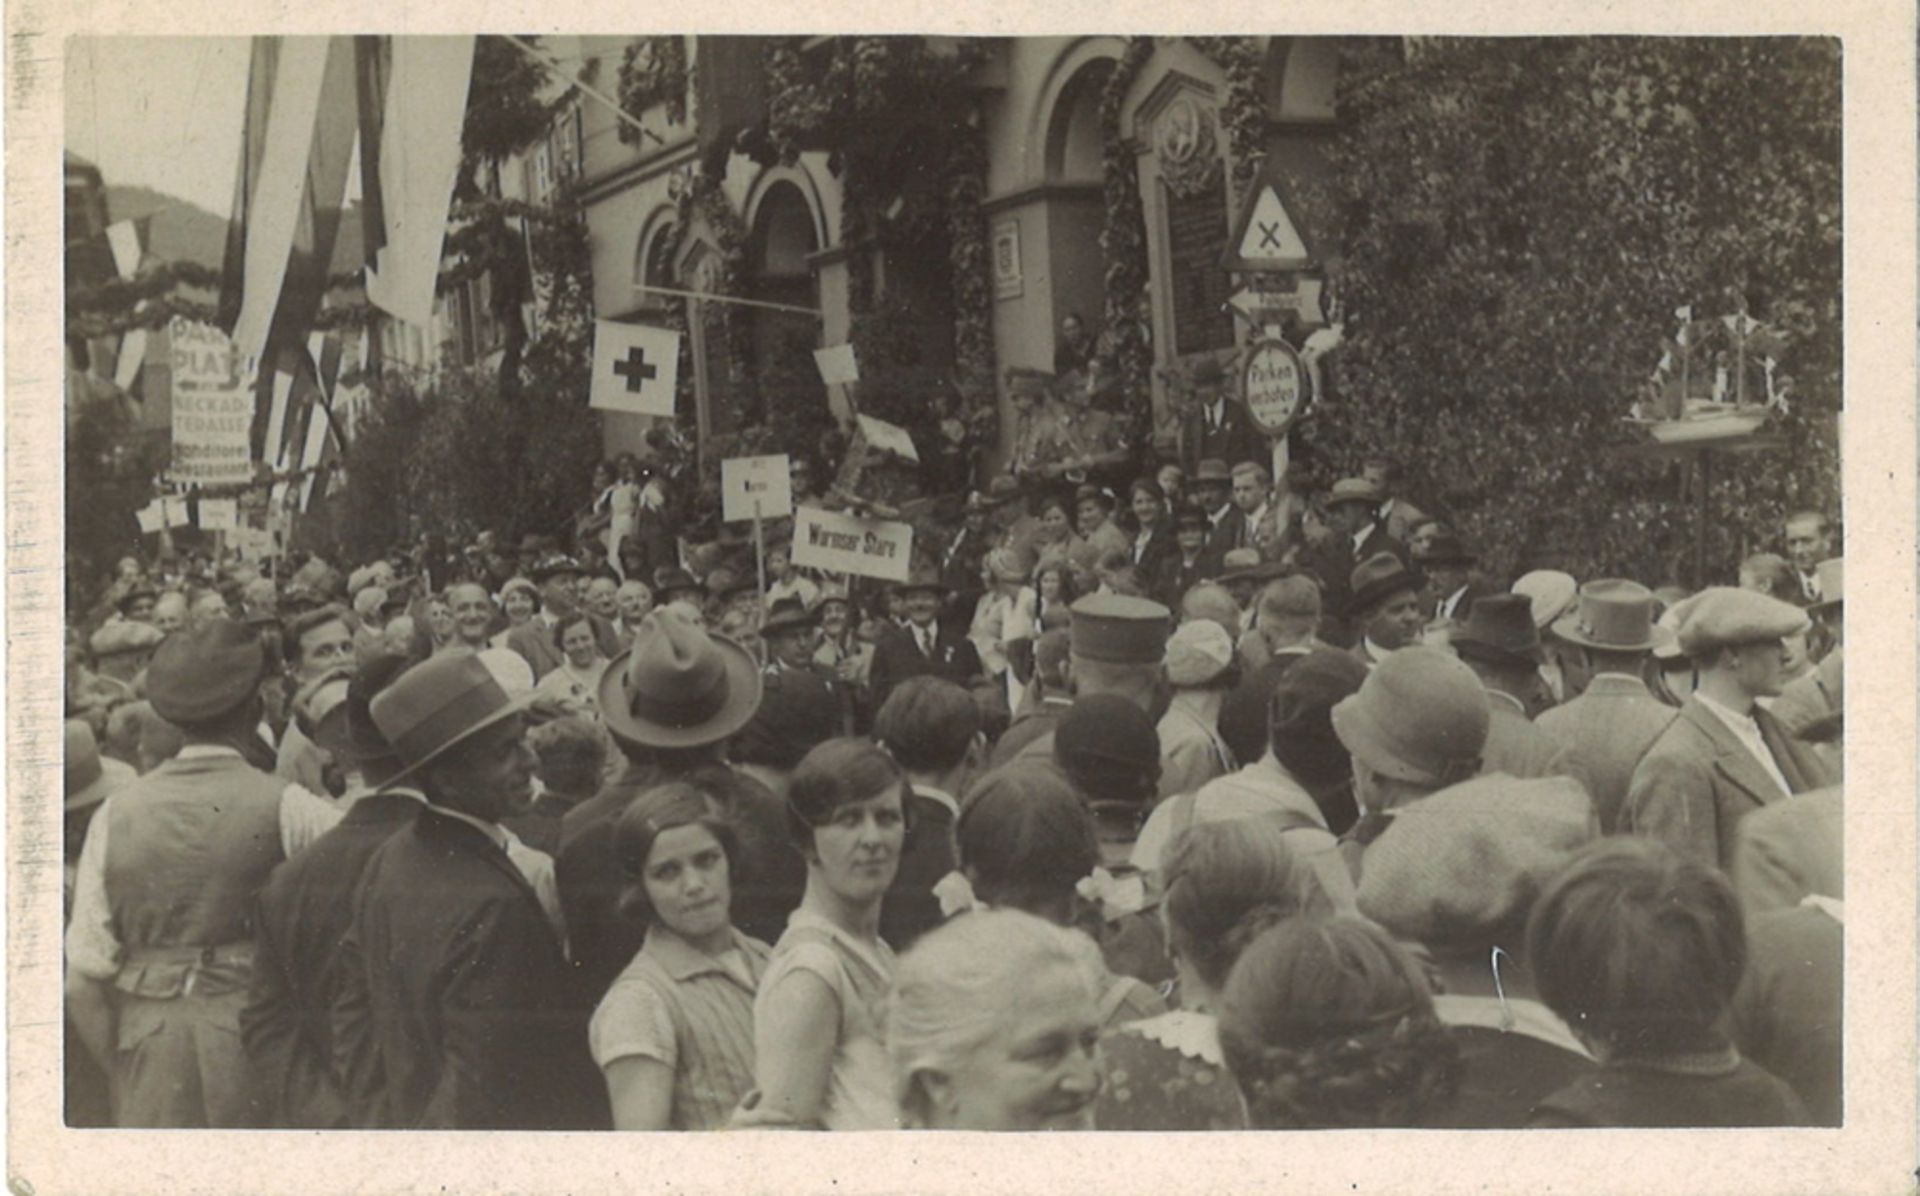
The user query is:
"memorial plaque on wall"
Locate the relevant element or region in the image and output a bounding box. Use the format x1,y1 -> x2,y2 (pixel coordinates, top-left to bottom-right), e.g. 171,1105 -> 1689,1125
1165,178 -> 1237,357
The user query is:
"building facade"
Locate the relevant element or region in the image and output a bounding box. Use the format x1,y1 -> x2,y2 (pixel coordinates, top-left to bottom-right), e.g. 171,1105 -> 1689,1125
569,36 -> 1342,468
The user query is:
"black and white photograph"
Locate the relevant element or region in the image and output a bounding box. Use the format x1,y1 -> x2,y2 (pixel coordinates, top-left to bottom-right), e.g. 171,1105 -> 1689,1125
13,6 -> 1916,1193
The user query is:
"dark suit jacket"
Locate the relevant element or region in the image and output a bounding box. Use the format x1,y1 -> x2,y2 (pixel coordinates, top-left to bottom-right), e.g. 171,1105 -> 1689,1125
241,793 -> 419,1129
1154,552 -> 1213,609
1623,698 -> 1836,869
1303,526 -> 1411,642
346,808 -> 608,1130
881,790 -> 959,953
1129,525 -> 1177,581
867,622 -> 984,712
1178,399 -> 1264,478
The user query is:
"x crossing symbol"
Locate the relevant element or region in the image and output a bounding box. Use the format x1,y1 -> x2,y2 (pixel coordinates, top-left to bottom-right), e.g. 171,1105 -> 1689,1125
1257,220 -> 1284,250
613,345 -> 657,392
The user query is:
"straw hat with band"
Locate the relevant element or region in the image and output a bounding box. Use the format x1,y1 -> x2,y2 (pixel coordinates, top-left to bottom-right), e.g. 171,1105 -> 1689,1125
599,606 -> 764,750
1325,478 -> 1385,510
1191,458 -> 1233,486
760,597 -> 818,639
898,568 -> 949,598
1550,579 -> 1673,654
369,653 -> 535,786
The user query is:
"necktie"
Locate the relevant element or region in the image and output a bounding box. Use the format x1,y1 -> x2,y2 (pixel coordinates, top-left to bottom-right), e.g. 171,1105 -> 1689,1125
918,626 -> 934,658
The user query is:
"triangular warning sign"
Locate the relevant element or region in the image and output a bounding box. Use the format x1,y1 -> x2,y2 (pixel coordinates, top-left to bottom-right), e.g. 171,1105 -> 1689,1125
1237,186 -> 1309,263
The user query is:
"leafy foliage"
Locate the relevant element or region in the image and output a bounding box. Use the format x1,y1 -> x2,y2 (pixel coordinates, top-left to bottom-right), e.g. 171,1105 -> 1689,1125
459,36 -> 576,200
1304,37 -> 1841,584
615,36 -> 689,138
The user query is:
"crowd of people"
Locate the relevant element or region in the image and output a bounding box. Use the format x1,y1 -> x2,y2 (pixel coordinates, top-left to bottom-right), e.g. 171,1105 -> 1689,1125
60,365 -> 1846,1133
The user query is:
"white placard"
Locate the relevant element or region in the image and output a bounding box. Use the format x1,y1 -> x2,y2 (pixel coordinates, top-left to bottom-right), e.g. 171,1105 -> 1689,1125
856,414 -> 920,463
790,505 -> 913,583
134,502 -> 165,535
813,343 -> 859,386
163,497 -> 192,529
590,321 -> 680,417
197,497 -> 239,531
722,454 -> 794,523
167,318 -> 255,486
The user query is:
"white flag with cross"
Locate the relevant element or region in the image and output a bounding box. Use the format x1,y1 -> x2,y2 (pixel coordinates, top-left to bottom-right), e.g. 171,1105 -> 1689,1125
590,320 -> 680,417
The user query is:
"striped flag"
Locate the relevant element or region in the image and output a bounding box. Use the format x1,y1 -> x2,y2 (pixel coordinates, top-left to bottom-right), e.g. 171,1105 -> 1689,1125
362,36 -> 475,328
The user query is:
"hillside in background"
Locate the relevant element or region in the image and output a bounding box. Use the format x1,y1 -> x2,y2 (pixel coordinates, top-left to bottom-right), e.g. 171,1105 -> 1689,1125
105,183 -> 368,275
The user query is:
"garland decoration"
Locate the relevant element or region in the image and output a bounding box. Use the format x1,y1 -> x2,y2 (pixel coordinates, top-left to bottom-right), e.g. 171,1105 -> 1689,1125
615,35 -> 689,139
1098,37 -> 1158,438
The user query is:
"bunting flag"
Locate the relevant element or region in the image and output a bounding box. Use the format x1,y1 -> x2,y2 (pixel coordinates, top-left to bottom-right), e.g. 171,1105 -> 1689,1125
105,217 -> 148,279
221,35 -> 358,379
114,329 -> 147,393
363,36 -> 475,328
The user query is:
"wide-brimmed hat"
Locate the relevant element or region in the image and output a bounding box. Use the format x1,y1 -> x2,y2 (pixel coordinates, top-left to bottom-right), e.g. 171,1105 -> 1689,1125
313,653 -> 415,766
653,568 -> 706,600
898,568 -> 948,598
1810,558 -> 1843,611
1171,502 -> 1211,531
1217,551 -> 1286,586
1192,458 -> 1233,486
1512,570 -> 1579,629
599,606 -> 763,750
65,719 -> 135,812
370,652 -> 534,784
1450,594 -> 1544,669
1550,579 -> 1671,654
760,596 -> 818,638
985,475 -> 1023,504
1187,356 -> 1228,385
529,554 -> 586,583
1413,533 -> 1476,568
1326,478 -> 1385,509
1348,552 -> 1421,615
1330,646 -> 1489,786
147,618 -> 268,724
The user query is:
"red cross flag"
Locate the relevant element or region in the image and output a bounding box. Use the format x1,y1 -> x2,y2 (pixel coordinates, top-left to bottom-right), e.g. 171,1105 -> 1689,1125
590,321 -> 681,417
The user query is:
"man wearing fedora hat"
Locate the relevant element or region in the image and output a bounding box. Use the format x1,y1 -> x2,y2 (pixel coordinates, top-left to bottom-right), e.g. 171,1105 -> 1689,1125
345,652 -> 608,1129
508,554 -> 620,678
1450,594 -> 1573,782
1623,588 -> 1838,868
65,619 -> 343,1127
557,607 -> 799,1002
867,569 -> 985,712
1536,581 -> 1681,832
1415,532 -> 1493,625
761,596 -> 822,678
1006,366 -> 1062,487
241,654 -> 420,1128
1302,478 -> 1410,643
1175,355 -> 1261,480
1345,553 -> 1428,670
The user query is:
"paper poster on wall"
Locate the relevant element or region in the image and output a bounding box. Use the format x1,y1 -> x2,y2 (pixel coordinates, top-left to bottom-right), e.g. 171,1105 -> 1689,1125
812,344 -> 859,386
790,506 -> 913,583
167,318 -> 255,486
721,455 -> 794,523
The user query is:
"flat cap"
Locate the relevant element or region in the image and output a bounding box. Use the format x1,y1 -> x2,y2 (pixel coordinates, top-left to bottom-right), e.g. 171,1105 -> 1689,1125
147,618 -> 267,724
1357,773 -> 1593,946
1069,592 -> 1171,664
1676,586 -> 1810,656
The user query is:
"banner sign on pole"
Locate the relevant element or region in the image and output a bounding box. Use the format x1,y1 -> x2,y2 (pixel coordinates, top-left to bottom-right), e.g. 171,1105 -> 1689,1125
722,454 -> 794,523
163,497 -> 192,529
590,321 -> 680,416
197,497 -> 239,531
167,319 -> 255,486
813,343 -> 859,386
135,502 -> 165,535
856,414 -> 920,463
790,505 -> 913,583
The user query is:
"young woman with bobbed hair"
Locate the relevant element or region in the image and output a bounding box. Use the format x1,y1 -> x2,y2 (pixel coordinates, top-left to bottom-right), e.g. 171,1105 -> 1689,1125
887,908 -> 1106,1131
735,738 -> 907,1129
948,763 -> 1166,1029
589,783 -> 767,1130
1218,917 -> 1463,1129
1094,818 -> 1327,1131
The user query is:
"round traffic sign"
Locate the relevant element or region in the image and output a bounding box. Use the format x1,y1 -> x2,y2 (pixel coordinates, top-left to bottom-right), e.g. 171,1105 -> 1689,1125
1242,339 -> 1311,437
